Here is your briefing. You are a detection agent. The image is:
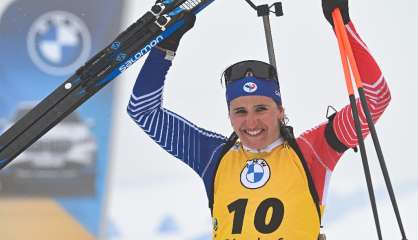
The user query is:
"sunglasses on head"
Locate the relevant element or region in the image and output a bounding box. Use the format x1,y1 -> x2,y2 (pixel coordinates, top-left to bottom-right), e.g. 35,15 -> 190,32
223,60 -> 278,85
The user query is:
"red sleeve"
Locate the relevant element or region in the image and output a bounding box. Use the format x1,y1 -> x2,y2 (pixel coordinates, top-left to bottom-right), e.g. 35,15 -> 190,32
295,22 -> 391,204
297,124 -> 342,205
333,22 -> 391,148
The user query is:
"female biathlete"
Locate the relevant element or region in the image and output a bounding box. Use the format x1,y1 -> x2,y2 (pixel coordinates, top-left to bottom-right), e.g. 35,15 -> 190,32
127,0 -> 391,238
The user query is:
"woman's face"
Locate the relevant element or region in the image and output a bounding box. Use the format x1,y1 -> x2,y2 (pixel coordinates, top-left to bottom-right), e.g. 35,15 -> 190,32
229,95 -> 284,150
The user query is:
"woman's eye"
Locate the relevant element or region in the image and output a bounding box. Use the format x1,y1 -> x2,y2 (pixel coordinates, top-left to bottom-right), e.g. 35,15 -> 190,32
234,109 -> 247,114
255,106 -> 268,112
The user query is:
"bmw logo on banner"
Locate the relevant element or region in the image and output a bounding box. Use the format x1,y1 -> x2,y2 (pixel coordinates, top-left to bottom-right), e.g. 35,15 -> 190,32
241,159 -> 271,189
27,11 -> 91,76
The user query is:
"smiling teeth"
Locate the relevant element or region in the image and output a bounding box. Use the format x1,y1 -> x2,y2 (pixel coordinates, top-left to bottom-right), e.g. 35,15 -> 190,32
246,129 -> 262,136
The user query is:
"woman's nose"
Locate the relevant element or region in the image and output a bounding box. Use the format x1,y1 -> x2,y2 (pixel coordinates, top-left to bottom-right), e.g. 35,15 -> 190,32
245,113 -> 258,128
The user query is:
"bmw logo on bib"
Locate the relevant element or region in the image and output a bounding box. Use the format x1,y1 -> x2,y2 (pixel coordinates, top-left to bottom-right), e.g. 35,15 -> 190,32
240,159 -> 270,189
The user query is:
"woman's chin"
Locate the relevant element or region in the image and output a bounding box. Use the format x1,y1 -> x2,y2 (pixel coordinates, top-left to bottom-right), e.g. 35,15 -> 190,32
240,133 -> 279,150
241,139 -> 269,150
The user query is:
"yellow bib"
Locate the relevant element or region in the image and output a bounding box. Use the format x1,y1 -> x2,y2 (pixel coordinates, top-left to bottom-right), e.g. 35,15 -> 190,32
212,143 -> 320,239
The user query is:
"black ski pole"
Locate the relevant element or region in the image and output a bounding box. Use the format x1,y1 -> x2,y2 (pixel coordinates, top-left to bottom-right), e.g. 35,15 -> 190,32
333,9 -> 408,240
333,9 -> 383,240
258,4 -> 278,69
243,0 -> 283,69
358,89 -> 408,240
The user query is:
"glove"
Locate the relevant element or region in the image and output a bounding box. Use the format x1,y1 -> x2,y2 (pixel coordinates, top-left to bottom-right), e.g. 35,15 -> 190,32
158,13 -> 196,52
322,0 -> 350,26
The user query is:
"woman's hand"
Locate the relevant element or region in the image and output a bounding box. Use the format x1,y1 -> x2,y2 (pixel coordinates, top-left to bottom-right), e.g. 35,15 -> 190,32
322,0 -> 350,26
158,11 -> 196,52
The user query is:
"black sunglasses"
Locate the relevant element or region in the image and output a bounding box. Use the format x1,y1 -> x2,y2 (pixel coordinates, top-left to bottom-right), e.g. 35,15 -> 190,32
223,60 -> 278,85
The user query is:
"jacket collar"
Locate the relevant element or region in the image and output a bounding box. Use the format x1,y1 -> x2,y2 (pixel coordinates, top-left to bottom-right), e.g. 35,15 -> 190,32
242,137 -> 284,153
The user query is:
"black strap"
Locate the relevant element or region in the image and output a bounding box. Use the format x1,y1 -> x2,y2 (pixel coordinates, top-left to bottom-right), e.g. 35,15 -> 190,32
284,126 -> 322,223
243,0 -> 257,10
325,113 -> 349,153
208,132 -> 238,212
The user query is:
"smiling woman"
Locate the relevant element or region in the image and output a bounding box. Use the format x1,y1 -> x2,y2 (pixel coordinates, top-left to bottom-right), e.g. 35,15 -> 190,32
229,95 -> 283,150
127,0 -> 391,239
223,59 -> 284,150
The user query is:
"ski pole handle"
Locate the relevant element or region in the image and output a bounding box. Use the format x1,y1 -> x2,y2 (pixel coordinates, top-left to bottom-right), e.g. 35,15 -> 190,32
332,11 -> 353,96
332,9 -> 363,88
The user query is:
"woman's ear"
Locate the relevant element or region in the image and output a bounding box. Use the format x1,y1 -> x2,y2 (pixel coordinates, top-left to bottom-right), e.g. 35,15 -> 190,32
278,105 -> 285,113
277,105 -> 285,119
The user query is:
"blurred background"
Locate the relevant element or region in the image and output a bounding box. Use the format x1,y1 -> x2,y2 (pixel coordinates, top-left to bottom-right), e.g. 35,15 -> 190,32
0,0 -> 417,239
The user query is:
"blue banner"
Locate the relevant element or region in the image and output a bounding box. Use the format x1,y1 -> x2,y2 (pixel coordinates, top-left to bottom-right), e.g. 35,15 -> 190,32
0,0 -> 123,238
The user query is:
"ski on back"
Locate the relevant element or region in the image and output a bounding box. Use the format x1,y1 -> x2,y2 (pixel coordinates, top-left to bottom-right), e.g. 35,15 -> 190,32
0,0 -> 214,169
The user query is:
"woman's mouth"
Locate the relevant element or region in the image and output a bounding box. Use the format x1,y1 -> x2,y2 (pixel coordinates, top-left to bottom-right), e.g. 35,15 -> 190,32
243,129 -> 264,137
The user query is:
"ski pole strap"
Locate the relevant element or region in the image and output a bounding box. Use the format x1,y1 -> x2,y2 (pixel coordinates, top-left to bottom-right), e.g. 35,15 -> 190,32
243,0 -> 283,17
243,0 -> 257,11
325,113 -> 349,153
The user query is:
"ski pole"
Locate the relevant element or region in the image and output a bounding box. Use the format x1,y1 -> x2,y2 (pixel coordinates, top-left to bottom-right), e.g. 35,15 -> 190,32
243,0 -> 283,70
332,8 -> 383,240
262,14 -> 277,69
332,9 -> 408,240
256,4 -> 278,70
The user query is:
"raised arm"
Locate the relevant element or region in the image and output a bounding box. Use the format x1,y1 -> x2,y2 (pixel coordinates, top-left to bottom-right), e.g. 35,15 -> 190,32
127,14 -> 227,177
128,48 -> 227,176
332,22 -> 391,149
296,0 -> 391,205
